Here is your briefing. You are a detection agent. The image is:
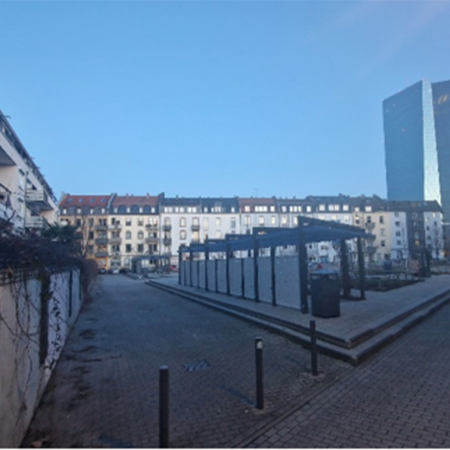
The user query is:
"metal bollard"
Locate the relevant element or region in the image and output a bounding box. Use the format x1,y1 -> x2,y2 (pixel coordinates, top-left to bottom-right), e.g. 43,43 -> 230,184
159,366 -> 169,448
310,320 -> 318,376
255,337 -> 264,409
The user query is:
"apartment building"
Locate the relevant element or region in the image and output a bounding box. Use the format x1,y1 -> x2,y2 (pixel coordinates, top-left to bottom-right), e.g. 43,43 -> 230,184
59,194 -> 113,268
58,193 -> 444,269
0,109 -> 58,231
159,196 -> 240,263
109,194 -> 160,269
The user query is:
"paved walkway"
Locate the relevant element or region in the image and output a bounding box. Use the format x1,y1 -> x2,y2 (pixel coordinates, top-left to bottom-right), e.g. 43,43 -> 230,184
22,274 -> 450,448
150,274 -> 450,343
243,298 -> 450,448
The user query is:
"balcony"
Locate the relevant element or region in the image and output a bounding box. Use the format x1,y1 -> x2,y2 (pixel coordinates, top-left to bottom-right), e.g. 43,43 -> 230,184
95,224 -> 108,231
162,224 -> 172,232
0,183 -> 11,204
95,238 -> 108,245
163,238 -> 172,246
109,237 -> 122,245
146,236 -> 159,244
145,223 -> 158,229
24,216 -> 49,229
191,237 -> 200,243
26,189 -> 53,211
191,224 -> 200,231
108,223 -> 122,230
95,251 -> 109,258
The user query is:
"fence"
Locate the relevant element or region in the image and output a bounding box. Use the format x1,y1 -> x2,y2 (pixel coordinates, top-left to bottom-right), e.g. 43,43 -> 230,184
0,268 -> 83,448
180,255 -> 301,309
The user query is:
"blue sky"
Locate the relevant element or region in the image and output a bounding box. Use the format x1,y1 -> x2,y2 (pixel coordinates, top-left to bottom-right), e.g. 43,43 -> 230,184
1,1 -> 449,200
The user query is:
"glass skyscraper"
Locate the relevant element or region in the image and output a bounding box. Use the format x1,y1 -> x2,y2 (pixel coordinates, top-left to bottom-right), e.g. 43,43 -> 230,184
383,79 -> 450,225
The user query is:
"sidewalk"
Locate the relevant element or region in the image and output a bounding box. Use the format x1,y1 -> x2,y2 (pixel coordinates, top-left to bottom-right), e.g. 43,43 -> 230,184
21,274 -> 450,448
147,274 -> 450,364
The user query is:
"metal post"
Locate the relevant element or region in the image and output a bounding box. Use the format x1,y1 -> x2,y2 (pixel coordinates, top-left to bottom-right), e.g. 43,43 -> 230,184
241,257 -> 245,298
270,246 -> 277,307
226,243 -> 231,296
189,250 -> 193,287
159,366 -> 169,448
357,238 -> 366,300
178,251 -> 182,285
253,238 -> 260,302
255,337 -> 264,409
310,320 -> 318,376
205,247 -> 209,292
298,217 -> 309,314
215,258 -> 219,293
340,240 -> 350,299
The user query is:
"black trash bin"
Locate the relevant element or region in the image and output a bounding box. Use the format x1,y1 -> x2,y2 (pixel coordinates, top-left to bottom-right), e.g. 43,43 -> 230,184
310,270 -> 340,318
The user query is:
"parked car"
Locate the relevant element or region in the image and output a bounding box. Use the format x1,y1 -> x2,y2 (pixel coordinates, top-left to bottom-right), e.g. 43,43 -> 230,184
108,268 -> 120,274
98,268 -> 107,274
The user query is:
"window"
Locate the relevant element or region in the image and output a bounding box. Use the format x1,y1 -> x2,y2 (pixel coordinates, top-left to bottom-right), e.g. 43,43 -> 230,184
126,231 -> 132,240
180,230 -> 186,240
306,206 -> 312,212
259,216 -> 265,226
126,244 -> 132,253
365,206 -> 372,212
380,228 -> 385,236
216,217 -> 221,227
281,215 -> 287,225
395,221 -> 400,227
180,217 -> 186,227
138,219 -> 144,226
244,206 -> 250,212
319,204 -> 325,211
88,218 -> 94,227
343,204 -> 349,211
396,231 -> 401,236
137,231 -> 144,240
366,216 -> 372,223
126,218 -> 132,226
397,240 -> 402,246
380,240 -> 385,247
137,244 -> 144,253
216,231 -> 222,239
88,231 -> 94,240
270,206 -> 275,212
193,217 -> 199,226
203,218 -> 209,229
271,215 -> 276,225
379,216 -> 384,224
281,206 -> 287,212
231,218 -> 236,229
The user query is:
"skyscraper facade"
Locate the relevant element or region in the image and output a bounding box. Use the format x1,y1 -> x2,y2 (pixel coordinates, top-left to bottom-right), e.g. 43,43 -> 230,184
383,79 -> 450,246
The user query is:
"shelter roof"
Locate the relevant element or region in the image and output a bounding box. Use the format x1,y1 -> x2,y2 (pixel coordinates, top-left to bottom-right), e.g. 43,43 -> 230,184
180,218 -> 373,254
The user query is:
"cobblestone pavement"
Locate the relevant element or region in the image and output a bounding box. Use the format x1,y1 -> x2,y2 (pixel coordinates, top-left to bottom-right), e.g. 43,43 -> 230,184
242,301 -> 450,448
22,275 -> 351,448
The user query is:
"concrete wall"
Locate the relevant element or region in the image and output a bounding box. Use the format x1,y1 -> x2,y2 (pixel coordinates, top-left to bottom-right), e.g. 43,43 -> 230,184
0,268 -> 82,448
180,255 -> 302,309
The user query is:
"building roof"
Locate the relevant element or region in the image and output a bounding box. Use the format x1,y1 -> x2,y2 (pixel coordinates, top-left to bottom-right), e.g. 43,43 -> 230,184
60,194 -> 112,208
112,195 -> 159,207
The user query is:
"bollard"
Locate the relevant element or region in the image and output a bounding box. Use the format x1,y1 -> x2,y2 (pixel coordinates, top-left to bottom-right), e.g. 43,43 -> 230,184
310,320 -> 318,376
159,366 -> 169,448
255,337 -> 264,409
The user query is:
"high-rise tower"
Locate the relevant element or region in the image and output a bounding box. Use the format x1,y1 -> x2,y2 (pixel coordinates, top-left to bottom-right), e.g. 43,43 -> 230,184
383,79 -> 450,245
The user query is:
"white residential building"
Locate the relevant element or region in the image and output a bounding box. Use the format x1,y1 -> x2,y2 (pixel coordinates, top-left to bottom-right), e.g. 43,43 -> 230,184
0,109 -> 58,231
